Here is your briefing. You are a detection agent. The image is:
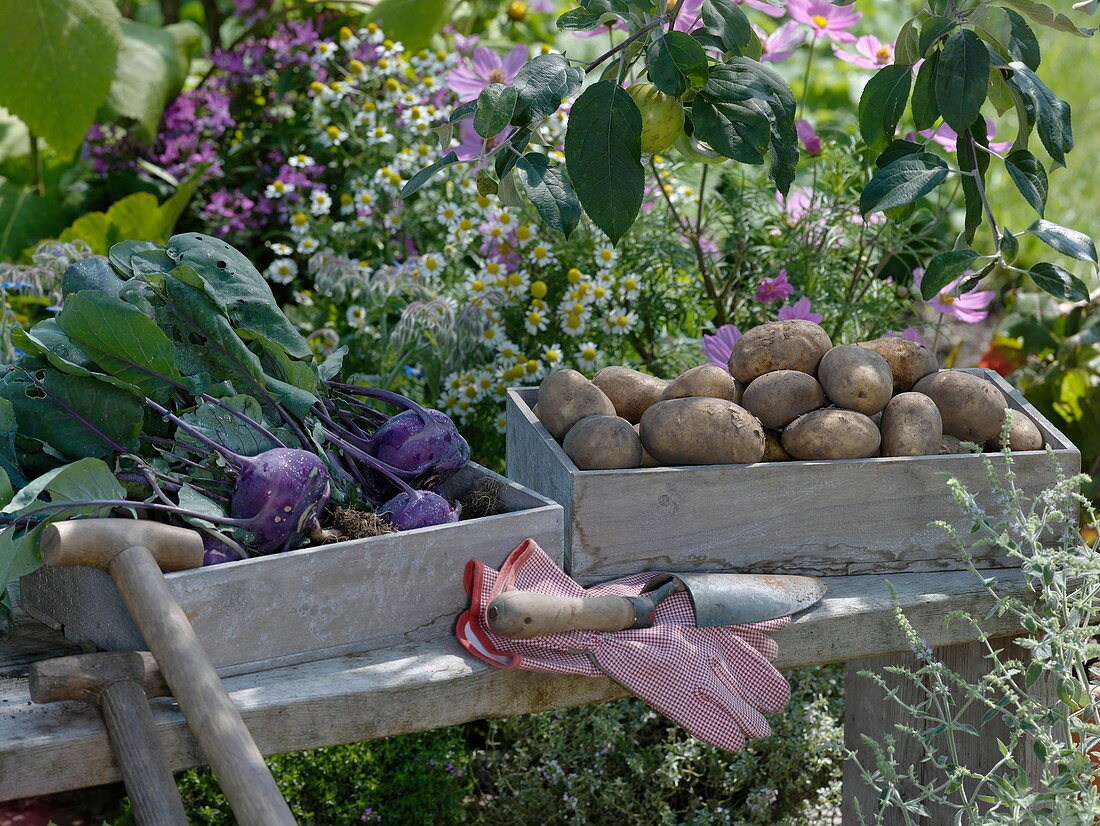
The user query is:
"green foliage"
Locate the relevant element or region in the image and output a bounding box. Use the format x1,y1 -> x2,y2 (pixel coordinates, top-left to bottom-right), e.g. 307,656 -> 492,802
103,20 -> 203,141
0,0 -> 121,158
369,0 -> 450,52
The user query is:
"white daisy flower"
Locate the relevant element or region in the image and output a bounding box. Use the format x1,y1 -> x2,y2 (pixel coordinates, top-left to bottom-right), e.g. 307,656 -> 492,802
297,237 -> 320,255
315,41 -> 338,61
576,341 -> 600,370
289,212 -> 310,235
310,190 -> 333,216
345,305 -> 368,329
287,154 -> 315,168
619,274 -> 642,298
524,309 -> 548,336
269,242 -> 293,256
265,258 -> 298,284
292,289 -> 314,307
366,125 -> 394,146
437,202 -> 462,226
594,244 -> 618,269
542,343 -> 563,368
420,253 -> 444,278
264,180 -> 294,199
560,311 -> 587,337
514,224 -> 537,247
606,307 -> 637,335
319,125 -> 348,147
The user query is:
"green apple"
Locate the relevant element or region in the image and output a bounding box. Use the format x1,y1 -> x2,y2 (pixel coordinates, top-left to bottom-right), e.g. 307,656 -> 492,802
625,82 -> 685,154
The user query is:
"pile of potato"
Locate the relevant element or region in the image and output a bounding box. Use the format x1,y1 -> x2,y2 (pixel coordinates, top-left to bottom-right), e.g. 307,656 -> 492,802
533,319 -> 1044,470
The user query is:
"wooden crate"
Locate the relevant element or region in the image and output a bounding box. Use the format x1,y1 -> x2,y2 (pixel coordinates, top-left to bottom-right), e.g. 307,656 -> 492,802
505,368 -> 1079,583
19,463 -> 564,676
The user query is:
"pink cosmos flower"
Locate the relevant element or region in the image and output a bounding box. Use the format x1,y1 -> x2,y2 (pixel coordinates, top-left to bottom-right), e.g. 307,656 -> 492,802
702,324 -> 743,370
776,186 -> 816,221
777,296 -> 823,323
796,118 -> 821,155
788,0 -> 860,43
735,0 -> 786,17
448,44 -> 528,102
756,269 -> 795,303
884,326 -> 927,346
832,35 -> 895,69
912,268 -> 996,323
671,0 -> 704,32
918,120 -> 1013,154
754,21 -> 807,62
682,234 -> 719,254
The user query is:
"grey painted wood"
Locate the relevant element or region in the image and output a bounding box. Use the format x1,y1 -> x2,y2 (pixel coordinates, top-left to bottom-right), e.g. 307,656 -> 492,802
1,567 -> 1034,801
506,371 -> 1080,582
19,463 -> 565,675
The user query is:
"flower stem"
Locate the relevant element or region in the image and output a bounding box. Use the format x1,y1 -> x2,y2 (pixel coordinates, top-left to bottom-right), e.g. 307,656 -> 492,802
798,36 -> 818,120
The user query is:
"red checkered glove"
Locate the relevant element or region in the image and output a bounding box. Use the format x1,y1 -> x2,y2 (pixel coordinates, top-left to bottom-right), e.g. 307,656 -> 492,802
456,539 -> 791,753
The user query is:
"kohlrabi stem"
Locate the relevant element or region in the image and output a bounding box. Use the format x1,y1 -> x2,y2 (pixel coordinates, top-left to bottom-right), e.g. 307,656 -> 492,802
145,399 -> 244,467
6,500 -> 257,530
320,428 -> 417,497
325,382 -> 426,415
201,527 -> 251,559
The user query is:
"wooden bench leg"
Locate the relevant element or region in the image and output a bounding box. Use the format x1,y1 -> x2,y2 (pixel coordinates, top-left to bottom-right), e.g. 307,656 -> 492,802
842,637 -> 1054,825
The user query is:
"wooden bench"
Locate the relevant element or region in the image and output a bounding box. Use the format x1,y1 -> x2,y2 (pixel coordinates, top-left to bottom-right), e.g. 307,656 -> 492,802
0,568 -> 1041,823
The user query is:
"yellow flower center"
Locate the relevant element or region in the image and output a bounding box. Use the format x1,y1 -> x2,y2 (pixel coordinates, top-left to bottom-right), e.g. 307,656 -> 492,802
326,126 -> 341,138
531,281 -> 548,298
624,278 -> 638,290
616,316 -> 629,327
508,274 -> 523,287
526,360 -> 539,373
599,249 -> 613,261
488,69 -> 507,84
566,315 -> 582,329
487,262 -> 500,275
876,46 -> 892,60
939,292 -> 956,304
582,348 -> 596,359
567,268 -> 582,283
812,14 -> 828,28
508,1 -> 528,20
517,225 -> 532,240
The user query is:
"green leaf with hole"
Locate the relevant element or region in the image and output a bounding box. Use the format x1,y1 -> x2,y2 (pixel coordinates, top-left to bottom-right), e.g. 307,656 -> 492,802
861,152 -> 949,215
859,65 -> 912,151
1027,220 -> 1098,264
936,30 -> 989,132
565,81 -> 643,244
515,153 -> 581,237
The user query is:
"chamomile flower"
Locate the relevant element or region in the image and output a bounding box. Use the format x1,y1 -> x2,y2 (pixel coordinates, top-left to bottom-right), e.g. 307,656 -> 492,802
437,202 -> 462,226
561,312 -> 587,337
297,237 -> 320,255
366,125 -> 394,146
497,340 -> 523,363
319,124 -> 348,147
527,243 -> 555,266
605,307 -> 638,335
566,267 -> 584,284
289,212 -> 310,235
576,341 -> 601,370
480,321 -> 502,342
265,258 -> 298,284
620,274 -> 642,298
269,242 -> 293,257
495,414 -> 509,434
339,192 -> 355,215
310,190 -> 333,216
315,41 -> 339,62
594,244 -> 618,269
264,180 -> 295,199
354,189 -> 376,210
525,308 -> 548,335
542,343 -> 563,367
420,253 -> 443,278
292,290 -> 314,307
345,305 -> 368,328
288,154 -> 315,168
339,26 -> 360,50
514,224 -> 536,246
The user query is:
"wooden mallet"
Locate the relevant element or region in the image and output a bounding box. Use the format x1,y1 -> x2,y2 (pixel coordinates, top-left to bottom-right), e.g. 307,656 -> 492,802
29,651 -> 187,826
40,518 -> 296,826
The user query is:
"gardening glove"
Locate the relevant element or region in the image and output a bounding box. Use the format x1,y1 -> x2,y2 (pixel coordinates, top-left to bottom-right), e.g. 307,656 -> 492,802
456,539 -> 791,753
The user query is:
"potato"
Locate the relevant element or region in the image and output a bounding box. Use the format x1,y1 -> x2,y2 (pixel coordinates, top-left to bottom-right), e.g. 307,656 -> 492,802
639,397 -> 764,466
563,415 -> 643,469
633,424 -> 661,467
593,366 -> 670,424
782,409 -> 881,460
912,371 -> 1007,443
762,429 -> 792,462
537,369 -> 616,441
940,435 -> 966,455
660,364 -> 743,405
880,392 -> 942,457
727,320 -> 832,383
985,409 -> 1044,452
817,345 -> 893,415
741,370 -> 825,429
857,337 -> 938,394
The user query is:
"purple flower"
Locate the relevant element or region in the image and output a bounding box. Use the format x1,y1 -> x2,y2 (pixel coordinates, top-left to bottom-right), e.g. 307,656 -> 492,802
832,35 -> 895,69
454,119 -> 507,164
702,324 -> 742,370
885,326 -> 927,346
776,186 -> 815,221
796,118 -> 821,155
756,269 -> 795,303
755,21 -> 807,62
681,234 -> 719,254
912,268 -> 996,323
777,296 -> 823,323
918,120 -> 1013,154
734,0 -> 785,17
449,44 -> 527,101
788,0 -> 861,43
671,0 -> 704,32
572,18 -> 628,38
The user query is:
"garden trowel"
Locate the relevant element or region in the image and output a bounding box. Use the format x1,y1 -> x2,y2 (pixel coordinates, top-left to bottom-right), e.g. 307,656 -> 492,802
487,572 -> 827,639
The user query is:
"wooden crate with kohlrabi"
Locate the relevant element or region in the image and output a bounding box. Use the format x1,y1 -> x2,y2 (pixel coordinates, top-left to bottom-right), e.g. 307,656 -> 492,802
506,320 -> 1079,583
5,233 -> 563,676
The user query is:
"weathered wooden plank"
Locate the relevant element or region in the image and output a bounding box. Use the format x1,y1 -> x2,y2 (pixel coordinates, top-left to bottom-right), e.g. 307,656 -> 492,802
506,371 -> 1080,582
0,567 -> 1033,801
18,464 -> 565,676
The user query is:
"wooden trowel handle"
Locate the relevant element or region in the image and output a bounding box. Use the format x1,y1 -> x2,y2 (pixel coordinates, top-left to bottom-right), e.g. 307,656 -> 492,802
487,592 -> 642,638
